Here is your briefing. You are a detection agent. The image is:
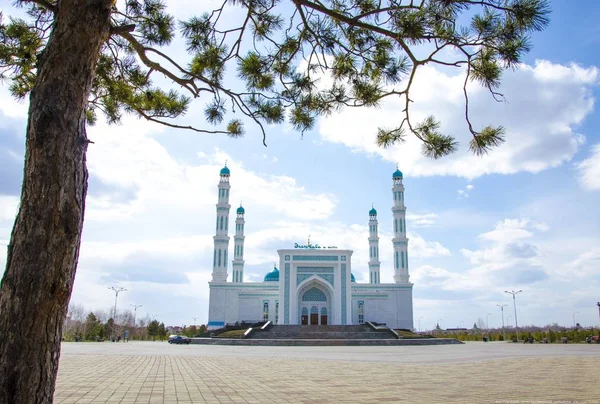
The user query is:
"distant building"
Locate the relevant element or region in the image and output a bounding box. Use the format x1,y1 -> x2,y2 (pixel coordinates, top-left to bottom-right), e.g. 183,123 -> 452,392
207,166 -> 414,329
167,326 -> 183,334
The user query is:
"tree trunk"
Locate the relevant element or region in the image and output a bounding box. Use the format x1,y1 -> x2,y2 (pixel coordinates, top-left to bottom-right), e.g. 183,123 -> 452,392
0,1 -> 112,403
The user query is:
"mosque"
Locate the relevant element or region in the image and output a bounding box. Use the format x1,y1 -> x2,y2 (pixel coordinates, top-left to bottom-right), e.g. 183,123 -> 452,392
207,166 -> 414,329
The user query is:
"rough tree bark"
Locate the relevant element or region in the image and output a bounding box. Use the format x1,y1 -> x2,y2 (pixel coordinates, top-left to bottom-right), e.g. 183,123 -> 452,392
0,1 -> 112,403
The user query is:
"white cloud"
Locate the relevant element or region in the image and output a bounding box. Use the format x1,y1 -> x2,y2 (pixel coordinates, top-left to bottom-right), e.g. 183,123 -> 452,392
563,248 -> 600,279
319,60 -> 597,179
406,212 -> 437,227
478,218 -> 536,243
411,265 -> 464,288
457,184 -> 474,199
576,144 -> 600,190
0,195 -> 19,222
86,118 -> 337,223
408,232 -> 451,258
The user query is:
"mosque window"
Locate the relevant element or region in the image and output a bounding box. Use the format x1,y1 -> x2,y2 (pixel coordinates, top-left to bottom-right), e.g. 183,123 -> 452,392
213,250 -> 216,267
218,249 -> 221,267
302,287 -> 327,302
401,251 -> 405,268
275,301 -> 279,324
400,218 -> 403,232
219,216 -> 223,230
224,250 -> 227,266
394,219 -> 398,233
395,251 -> 399,269
263,301 -> 269,321
358,301 -> 364,324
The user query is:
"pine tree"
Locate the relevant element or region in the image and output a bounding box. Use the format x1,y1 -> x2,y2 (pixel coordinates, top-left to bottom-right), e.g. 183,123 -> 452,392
0,1 -> 550,402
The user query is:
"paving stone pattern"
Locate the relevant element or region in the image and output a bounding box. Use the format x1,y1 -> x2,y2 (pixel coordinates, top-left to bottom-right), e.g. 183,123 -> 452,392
54,343 -> 600,404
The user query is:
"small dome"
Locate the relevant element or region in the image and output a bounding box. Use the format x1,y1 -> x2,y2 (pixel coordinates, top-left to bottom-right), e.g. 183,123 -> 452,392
264,266 -> 279,282
220,166 -> 230,176
369,207 -> 377,216
237,205 -> 245,214
393,168 -> 403,179
351,273 -> 356,282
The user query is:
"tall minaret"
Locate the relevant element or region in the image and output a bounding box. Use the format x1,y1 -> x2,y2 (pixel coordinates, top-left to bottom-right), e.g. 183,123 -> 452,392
368,206 -> 381,284
211,164 -> 231,282
392,167 -> 410,283
231,204 -> 245,283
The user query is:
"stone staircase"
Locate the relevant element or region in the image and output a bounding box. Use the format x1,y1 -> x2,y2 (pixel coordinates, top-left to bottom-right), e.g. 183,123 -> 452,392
248,324 -> 397,340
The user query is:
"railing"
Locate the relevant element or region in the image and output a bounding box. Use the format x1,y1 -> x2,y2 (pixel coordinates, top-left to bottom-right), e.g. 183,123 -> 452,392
243,328 -> 254,339
366,321 -> 400,339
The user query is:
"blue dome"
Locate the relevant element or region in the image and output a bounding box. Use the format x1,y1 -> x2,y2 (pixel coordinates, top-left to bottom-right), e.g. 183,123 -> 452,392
393,168 -> 403,179
351,273 -> 356,282
220,166 -> 230,176
264,266 -> 279,282
237,205 -> 245,214
369,207 -> 377,216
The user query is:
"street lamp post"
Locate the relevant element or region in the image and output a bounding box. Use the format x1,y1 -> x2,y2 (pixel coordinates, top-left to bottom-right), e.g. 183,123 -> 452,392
497,304 -> 508,341
486,313 -> 492,330
418,316 -> 424,333
192,317 -> 198,326
108,286 -> 127,340
108,286 -> 127,320
505,290 -> 523,342
130,304 -> 142,327
572,311 -> 579,329
437,318 -> 443,332
596,302 -> 600,327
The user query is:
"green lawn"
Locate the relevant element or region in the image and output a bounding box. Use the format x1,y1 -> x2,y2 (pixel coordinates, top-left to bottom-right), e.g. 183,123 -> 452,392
215,329 -> 248,338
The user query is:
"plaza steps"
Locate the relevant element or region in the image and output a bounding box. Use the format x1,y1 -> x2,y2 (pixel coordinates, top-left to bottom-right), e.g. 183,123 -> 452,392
189,337 -> 463,346
247,324 -> 397,340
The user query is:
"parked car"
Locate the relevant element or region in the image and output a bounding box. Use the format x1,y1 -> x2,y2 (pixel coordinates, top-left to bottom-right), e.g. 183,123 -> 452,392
168,335 -> 191,345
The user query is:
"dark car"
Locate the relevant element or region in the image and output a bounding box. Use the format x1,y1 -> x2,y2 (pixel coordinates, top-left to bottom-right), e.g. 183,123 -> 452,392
168,335 -> 191,345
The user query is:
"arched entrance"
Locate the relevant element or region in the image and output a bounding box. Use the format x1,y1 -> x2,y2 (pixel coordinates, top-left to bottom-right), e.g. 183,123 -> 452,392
298,280 -> 331,325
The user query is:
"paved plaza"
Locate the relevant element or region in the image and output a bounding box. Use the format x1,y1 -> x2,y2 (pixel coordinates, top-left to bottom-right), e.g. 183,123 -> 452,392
55,342 -> 600,403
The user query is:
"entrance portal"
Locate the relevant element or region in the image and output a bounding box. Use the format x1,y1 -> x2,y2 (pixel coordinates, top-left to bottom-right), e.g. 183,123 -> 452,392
299,285 -> 330,325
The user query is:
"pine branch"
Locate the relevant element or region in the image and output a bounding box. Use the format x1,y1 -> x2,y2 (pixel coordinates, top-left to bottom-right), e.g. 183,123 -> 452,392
20,0 -> 57,13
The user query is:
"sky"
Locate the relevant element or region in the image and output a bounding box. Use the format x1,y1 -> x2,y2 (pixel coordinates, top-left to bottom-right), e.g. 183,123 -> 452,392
1,0 -> 599,331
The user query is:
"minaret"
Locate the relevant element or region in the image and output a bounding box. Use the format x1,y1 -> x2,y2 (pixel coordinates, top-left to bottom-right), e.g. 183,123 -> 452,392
211,164 -> 231,282
368,206 -> 381,284
231,204 -> 245,283
392,167 -> 410,283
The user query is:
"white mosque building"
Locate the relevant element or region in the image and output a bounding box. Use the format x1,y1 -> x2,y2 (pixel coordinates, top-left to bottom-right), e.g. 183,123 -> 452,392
207,166 -> 414,329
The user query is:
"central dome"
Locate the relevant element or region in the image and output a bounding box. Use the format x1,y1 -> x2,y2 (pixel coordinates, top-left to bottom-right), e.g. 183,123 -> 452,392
220,166 -> 230,176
